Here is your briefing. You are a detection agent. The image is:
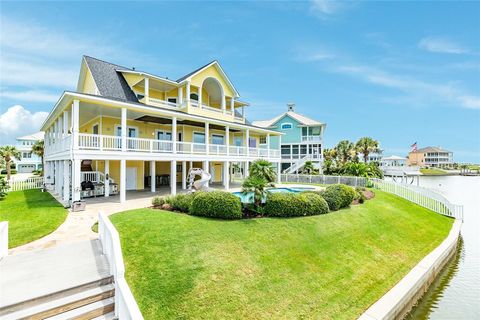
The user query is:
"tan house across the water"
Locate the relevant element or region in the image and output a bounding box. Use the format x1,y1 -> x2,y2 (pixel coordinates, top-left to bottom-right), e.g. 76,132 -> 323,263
407,146 -> 454,168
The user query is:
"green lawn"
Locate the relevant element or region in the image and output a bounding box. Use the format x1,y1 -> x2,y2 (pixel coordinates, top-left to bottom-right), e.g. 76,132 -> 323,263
0,189 -> 67,248
420,168 -> 448,175
111,191 -> 453,319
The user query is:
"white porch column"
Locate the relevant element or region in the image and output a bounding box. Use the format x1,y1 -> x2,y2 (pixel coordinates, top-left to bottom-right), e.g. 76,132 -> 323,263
221,94 -> 226,113
72,100 -> 79,150
58,116 -> 63,142
277,162 -> 281,183
150,160 -> 156,192
245,129 -> 250,157
205,122 -> 209,155
172,117 -> 177,154
198,85 -> 202,106
71,159 -> 81,202
59,161 -> 64,196
186,81 -> 191,103
104,160 -> 110,197
226,126 -> 230,156
120,159 -> 126,203
145,77 -> 149,104
230,97 -> 234,114
121,108 -> 127,152
178,86 -> 183,105
54,161 -> 59,194
63,160 -> 70,202
203,160 -> 209,187
245,161 -> 249,178
170,160 -> 177,195
267,133 -> 271,158
223,161 -> 229,190
182,161 -> 187,190
63,111 -> 69,137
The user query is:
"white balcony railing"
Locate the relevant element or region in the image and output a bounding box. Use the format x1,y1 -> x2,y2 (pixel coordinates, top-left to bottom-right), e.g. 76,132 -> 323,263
148,97 -> 180,109
45,134 -> 72,155
301,135 -> 322,142
49,133 -> 280,159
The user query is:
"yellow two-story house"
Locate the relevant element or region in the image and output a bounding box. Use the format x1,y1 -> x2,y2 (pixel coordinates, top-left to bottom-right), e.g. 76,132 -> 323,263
41,56 -> 282,204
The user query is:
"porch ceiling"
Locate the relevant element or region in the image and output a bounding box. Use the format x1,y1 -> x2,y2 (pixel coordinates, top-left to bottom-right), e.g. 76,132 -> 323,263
135,115 -> 241,132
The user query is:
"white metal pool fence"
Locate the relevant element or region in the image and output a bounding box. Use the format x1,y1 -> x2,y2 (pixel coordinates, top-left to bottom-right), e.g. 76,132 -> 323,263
281,174 -> 367,187
7,176 -> 44,192
371,178 -> 463,220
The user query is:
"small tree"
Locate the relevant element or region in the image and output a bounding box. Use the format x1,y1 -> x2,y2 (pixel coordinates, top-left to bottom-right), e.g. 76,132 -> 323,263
302,161 -> 316,174
249,159 -> 276,182
0,176 -> 9,200
242,175 -> 274,208
32,140 -> 44,176
334,140 -> 356,165
0,146 -> 21,180
355,137 -> 380,163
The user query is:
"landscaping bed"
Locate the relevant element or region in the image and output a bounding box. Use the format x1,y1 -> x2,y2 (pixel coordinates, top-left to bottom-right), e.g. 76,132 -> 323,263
111,191 -> 454,319
0,189 -> 67,248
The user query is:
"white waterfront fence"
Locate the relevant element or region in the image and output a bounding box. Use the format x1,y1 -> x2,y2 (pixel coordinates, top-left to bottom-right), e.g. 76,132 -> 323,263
0,221 -> 8,260
98,211 -> 144,320
371,178 -> 463,220
7,176 -> 44,192
281,174 -> 367,187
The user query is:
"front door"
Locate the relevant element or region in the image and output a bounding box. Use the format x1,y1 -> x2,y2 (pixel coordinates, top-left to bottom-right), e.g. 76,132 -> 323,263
126,167 -> 137,190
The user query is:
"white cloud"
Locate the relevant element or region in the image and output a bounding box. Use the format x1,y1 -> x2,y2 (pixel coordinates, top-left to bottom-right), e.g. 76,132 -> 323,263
310,0 -> 342,16
0,105 -> 48,144
0,90 -> 60,103
334,64 -> 479,109
418,37 -> 468,54
458,96 -> 480,110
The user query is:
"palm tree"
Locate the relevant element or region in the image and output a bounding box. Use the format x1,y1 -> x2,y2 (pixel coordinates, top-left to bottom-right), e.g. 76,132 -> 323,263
32,140 -> 44,175
302,161 -> 316,174
334,140 -> 356,164
242,175 -> 274,207
0,146 -> 21,180
355,137 -> 380,163
249,159 -> 276,182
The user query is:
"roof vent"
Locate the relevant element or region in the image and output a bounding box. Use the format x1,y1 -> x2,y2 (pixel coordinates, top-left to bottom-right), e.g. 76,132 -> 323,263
287,103 -> 295,112
132,67 -> 135,71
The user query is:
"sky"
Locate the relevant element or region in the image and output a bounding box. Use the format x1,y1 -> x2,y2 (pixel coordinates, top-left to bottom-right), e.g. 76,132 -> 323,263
0,0 -> 479,162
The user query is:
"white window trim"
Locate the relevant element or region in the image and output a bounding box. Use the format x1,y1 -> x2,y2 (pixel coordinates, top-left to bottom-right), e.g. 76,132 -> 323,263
114,124 -> 139,137
155,129 -> 173,141
193,131 -> 206,144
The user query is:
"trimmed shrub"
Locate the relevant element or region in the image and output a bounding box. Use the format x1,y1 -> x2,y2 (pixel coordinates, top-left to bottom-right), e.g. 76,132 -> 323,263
264,192 -> 329,217
0,176 -> 9,200
171,193 -> 197,213
355,187 -> 367,204
190,191 -> 242,219
320,184 -> 356,211
152,196 -> 165,207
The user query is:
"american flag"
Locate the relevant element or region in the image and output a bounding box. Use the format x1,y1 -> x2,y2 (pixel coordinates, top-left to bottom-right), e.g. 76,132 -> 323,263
410,142 -> 417,152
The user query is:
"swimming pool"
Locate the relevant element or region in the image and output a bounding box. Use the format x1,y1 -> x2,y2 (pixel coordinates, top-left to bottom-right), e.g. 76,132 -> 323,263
233,187 -> 316,203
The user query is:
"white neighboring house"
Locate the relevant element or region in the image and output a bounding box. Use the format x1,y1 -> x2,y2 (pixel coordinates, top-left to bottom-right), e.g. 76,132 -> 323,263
381,155 -> 407,167
359,151 -> 383,163
14,132 -> 44,173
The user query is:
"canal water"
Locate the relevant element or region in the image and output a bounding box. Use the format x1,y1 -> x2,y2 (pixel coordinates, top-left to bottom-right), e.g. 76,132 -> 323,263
406,176 -> 480,319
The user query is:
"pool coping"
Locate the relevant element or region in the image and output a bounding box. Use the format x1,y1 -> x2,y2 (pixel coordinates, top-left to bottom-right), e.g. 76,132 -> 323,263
358,218 -> 462,320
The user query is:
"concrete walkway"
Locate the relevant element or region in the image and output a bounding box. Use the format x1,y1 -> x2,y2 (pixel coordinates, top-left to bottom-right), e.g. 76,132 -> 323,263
8,190 -> 164,255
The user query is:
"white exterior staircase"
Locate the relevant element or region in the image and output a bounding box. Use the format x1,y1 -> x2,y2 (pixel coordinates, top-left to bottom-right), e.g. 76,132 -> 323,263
283,155 -> 313,174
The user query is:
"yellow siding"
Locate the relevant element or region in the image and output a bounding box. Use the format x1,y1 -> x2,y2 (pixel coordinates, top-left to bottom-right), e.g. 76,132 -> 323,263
95,160 -> 144,190
123,73 -> 144,87
190,64 -> 234,97
82,67 -> 98,94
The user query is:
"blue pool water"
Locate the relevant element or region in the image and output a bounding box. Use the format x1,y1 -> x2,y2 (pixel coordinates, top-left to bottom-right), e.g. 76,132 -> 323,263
233,187 -> 315,203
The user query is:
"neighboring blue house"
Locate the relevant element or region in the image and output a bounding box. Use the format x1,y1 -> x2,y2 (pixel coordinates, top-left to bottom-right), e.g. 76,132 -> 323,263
14,132 -> 44,173
253,103 -> 326,173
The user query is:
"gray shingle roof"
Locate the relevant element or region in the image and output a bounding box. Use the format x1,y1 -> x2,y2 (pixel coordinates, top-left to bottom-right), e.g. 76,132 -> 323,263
84,56 -> 138,103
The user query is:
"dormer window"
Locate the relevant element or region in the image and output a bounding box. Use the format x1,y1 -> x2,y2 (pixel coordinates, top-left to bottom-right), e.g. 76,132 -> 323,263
281,123 -> 293,130
190,93 -> 199,101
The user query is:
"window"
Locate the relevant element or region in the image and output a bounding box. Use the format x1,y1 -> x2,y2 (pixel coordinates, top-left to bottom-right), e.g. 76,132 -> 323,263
23,152 -> 32,158
281,145 -> 290,155
234,137 -> 243,146
259,136 -> 267,144
157,131 -> 172,141
193,132 -> 205,144
92,124 -> 99,135
302,127 -> 321,136
211,134 -> 224,145
190,93 -> 199,101
281,123 -> 293,130
167,98 -> 177,104
249,138 -> 257,148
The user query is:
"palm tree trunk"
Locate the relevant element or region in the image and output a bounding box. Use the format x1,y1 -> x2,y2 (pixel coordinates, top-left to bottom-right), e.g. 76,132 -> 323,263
6,160 -> 11,181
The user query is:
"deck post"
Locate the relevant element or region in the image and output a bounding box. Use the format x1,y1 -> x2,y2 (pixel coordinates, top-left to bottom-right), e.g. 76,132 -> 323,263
150,160 -> 156,192
120,159 -> 126,203
203,160 -> 209,187
245,161 -> 249,178
63,160 -> 70,203
172,117 -> 177,154
71,100 -> 79,150
104,160 -> 110,197
170,160 -> 177,195
205,122 -> 209,155
71,159 -> 81,202
226,126 -> 230,156
182,161 -> 187,190
223,161 -> 229,190
277,162 -> 281,183
121,108 -> 127,152
246,129 -> 250,157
